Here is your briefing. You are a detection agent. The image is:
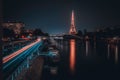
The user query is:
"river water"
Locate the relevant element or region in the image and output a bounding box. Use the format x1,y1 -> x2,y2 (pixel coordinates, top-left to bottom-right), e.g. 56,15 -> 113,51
42,39 -> 120,80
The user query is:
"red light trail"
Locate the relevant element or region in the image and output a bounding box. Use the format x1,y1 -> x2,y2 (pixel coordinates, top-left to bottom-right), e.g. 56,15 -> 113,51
3,38 -> 41,63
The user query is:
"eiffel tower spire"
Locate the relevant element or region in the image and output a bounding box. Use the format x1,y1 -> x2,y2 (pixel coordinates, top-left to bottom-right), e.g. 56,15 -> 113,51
69,10 -> 77,34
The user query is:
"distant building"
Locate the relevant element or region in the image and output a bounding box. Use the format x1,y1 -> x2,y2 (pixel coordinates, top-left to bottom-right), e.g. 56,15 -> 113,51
2,22 -> 25,34
25,29 -> 34,33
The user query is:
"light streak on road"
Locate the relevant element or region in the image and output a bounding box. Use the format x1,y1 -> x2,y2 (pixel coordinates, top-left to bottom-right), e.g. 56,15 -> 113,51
3,38 -> 41,63
3,42 -> 40,70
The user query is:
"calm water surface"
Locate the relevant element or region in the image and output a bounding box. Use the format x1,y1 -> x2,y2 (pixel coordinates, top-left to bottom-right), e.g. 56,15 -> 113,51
42,39 -> 120,80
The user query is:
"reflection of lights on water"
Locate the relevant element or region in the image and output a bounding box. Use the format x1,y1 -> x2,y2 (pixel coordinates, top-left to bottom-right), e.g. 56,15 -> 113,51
86,41 -> 88,56
65,42 -> 68,52
61,43 -> 63,49
94,42 -> 96,48
94,42 -> 96,53
70,39 -> 76,74
107,44 -> 110,59
50,67 -> 58,75
115,45 -> 118,64
108,44 -> 119,64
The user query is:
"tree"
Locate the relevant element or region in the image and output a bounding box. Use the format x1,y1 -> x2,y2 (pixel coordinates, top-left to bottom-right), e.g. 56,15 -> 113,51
3,28 -> 15,38
33,28 -> 44,36
43,33 -> 49,36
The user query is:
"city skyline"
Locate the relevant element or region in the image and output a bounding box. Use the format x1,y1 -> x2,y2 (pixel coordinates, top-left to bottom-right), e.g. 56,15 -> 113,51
3,0 -> 120,34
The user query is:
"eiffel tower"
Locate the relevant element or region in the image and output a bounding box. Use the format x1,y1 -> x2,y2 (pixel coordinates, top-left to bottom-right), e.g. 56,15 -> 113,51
69,10 -> 77,34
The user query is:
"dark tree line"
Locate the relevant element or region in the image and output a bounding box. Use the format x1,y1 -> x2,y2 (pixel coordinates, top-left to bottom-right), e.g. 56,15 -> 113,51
33,28 -> 49,36
3,28 -> 15,38
3,28 -> 49,39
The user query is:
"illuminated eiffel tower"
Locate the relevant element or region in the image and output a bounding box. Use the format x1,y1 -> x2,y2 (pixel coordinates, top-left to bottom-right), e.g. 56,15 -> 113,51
69,10 -> 77,34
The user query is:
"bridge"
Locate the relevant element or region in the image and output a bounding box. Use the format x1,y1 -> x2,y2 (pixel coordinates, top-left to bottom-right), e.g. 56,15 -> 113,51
50,34 -> 83,40
3,38 -> 43,80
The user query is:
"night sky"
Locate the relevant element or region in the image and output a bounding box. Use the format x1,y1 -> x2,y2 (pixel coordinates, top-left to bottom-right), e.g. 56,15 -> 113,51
3,0 -> 120,34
